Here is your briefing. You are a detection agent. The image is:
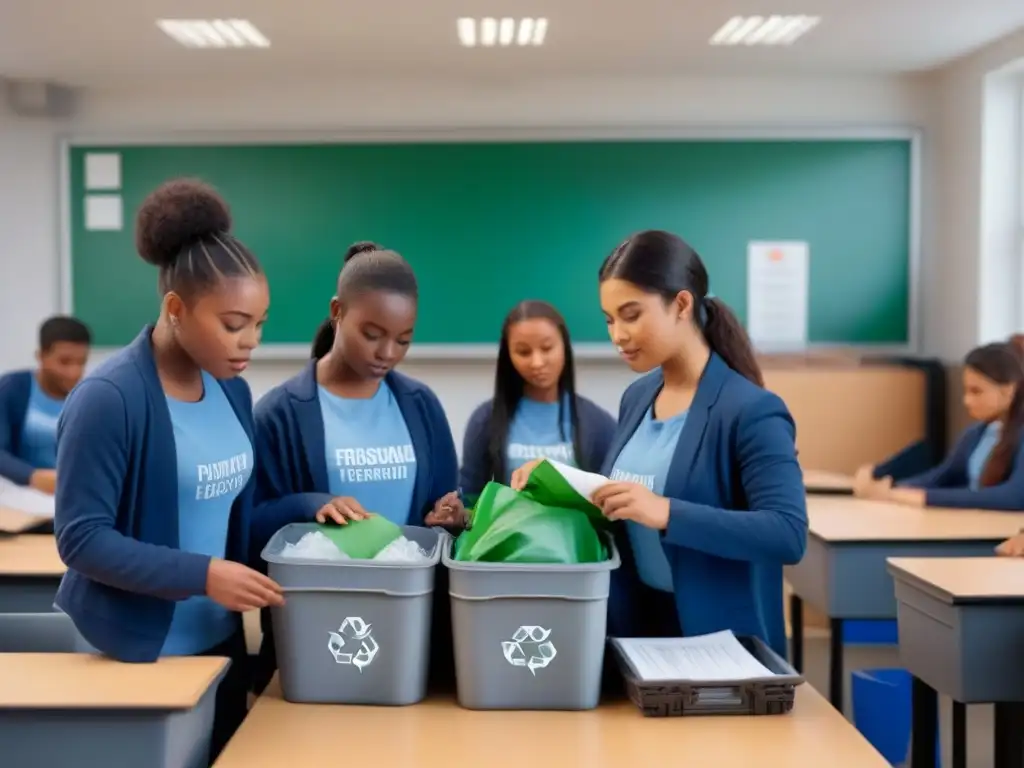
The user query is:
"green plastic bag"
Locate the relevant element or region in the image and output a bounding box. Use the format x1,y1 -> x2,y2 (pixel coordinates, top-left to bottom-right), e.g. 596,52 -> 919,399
454,460 -> 611,565
316,515 -> 402,559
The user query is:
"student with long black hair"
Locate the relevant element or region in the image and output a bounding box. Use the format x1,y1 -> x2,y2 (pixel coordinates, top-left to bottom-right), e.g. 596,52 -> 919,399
512,230 -> 807,658
53,178 -> 283,761
459,300 -> 615,499
855,340 -> 1024,510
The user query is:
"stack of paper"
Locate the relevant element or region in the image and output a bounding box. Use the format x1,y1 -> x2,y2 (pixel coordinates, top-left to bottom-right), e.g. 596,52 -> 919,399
612,630 -> 777,682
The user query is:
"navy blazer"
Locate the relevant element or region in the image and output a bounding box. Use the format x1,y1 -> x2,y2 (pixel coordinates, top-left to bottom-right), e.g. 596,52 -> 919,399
892,422 -> 1024,510
251,361 -> 459,558
0,369 -> 34,485
459,395 -> 617,498
53,327 -> 256,663
603,353 -> 808,658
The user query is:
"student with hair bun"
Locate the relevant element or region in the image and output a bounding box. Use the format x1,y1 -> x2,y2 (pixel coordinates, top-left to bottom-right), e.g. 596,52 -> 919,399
855,338 -> 1024,510
53,178 -> 282,760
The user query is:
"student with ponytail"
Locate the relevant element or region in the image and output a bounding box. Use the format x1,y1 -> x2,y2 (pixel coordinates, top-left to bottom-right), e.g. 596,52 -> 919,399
511,230 -> 807,658
855,339 -> 1024,511
53,179 -> 282,760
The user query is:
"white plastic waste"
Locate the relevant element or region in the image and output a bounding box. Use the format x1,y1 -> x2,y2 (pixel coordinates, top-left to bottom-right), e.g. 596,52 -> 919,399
279,531 -> 431,563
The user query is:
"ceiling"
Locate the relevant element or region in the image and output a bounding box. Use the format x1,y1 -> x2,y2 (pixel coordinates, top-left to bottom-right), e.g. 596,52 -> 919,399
2,0 -> 1024,88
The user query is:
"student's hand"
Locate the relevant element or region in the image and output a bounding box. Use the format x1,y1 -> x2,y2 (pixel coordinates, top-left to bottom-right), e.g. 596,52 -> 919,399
315,497 -> 371,525
510,459 -> 543,491
591,482 -> 670,530
996,533 -> 1024,557
424,491 -> 468,529
29,469 -> 57,495
853,474 -> 893,501
206,559 -> 285,612
852,464 -> 876,495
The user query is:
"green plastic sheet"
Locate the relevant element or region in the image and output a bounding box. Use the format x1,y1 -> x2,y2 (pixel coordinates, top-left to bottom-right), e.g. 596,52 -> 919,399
316,515 -> 402,559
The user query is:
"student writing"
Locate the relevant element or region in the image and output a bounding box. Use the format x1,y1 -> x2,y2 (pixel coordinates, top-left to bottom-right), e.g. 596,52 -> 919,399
0,315 -> 90,496
853,340 -> 1024,510
53,179 -> 284,762
458,300 -> 615,500
512,230 -> 808,658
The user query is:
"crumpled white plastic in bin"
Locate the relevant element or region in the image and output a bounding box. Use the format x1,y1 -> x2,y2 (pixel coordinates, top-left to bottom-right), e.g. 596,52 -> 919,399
279,531 -> 432,564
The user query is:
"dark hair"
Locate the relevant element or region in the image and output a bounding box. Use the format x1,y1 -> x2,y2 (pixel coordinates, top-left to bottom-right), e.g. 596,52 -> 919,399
965,341 -> 1024,487
486,301 -> 585,483
599,230 -> 763,386
39,315 -> 91,351
135,178 -> 261,300
310,241 -> 419,360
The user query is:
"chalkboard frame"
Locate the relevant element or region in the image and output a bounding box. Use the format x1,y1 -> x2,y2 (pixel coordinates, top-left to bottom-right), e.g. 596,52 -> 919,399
58,125 -> 922,360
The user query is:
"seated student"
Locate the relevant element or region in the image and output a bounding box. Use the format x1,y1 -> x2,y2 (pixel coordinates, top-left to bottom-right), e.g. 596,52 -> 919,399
53,179 -> 284,762
854,340 -> 1024,510
458,300 -> 616,500
0,316 -> 91,506
512,230 -> 807,658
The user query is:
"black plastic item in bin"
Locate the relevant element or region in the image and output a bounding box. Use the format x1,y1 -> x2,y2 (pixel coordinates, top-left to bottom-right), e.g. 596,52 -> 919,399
610,635 -> 805,717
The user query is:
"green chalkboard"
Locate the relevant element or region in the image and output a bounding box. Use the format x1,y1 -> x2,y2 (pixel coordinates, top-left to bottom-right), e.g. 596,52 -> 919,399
67,138 -> 912,348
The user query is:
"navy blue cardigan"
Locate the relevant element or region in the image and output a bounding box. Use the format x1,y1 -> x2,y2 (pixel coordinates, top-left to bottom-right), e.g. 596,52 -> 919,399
887,422 -> 1024,510
251,361 -> 459,557
0,369 -> 34,485
604,354 -> 808,658
53,327 -> 258,663
458,395 -> 617,498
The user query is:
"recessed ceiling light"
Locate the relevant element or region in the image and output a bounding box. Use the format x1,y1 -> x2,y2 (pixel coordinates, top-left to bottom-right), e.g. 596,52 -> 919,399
157,19 -> 270,49
709,15 -> 820,46
457,17 -> 548,48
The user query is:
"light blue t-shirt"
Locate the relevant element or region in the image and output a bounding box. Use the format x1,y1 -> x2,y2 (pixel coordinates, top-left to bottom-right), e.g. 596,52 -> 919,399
505,395 -> 576,481
161,371 -> 253,657
319,381 -> 417,525
967,421 -> 1002,490
609,406 -> 688,593
17,377 -> 64,470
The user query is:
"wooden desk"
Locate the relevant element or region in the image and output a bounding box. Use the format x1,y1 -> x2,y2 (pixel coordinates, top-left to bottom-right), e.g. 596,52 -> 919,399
214,677 -> 888,768
0,534 -> 66,612
784,496 -> 1024,711
888,558 -> 1024,768
0,506 -> 52,534
0,653 -> 229,768
803,469 -> 854,495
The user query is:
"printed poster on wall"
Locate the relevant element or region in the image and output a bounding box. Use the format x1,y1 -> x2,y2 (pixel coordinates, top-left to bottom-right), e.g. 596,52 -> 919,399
746,241 -> 809,350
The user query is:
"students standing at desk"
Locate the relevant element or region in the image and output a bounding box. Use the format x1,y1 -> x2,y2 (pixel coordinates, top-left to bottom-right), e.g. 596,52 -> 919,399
53,179 -> 284,762
0,316 -> 90,509
458,300 -> 615,500
854,341 -> 1024,511
512,230 -> 808,658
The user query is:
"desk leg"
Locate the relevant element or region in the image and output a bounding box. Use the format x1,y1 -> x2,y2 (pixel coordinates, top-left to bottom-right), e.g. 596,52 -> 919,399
789,593 -> 804,672
951,700 -> 966,768
993,702 -> 1024,768
910,676 -> 938,768
829,618 -> 843,710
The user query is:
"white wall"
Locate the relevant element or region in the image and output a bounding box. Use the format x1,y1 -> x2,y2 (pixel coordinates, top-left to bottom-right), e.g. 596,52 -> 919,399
0,73 -> 934,448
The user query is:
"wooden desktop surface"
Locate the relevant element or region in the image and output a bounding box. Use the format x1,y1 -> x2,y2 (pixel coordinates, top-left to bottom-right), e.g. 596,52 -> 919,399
0,506 -> 51,535
0,653 -> 229,709
215,678 -> 888,768
887,557 -> 1024,602
802,469 -> 853,492
0,533 -> 65,576
806,496 -> 1024,543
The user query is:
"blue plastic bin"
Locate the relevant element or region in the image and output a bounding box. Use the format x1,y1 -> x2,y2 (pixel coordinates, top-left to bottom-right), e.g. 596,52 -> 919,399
851,668 -> 940,767
843,619 -> 899,645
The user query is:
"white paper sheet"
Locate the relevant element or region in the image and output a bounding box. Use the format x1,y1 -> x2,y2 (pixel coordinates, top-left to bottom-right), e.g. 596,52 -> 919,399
746,240 -> 809,350
85,194 -> 123,231
543,459 -> 608,500
612,631 -> 776,682
84,152 -> 122,190
0,476 -> 55,518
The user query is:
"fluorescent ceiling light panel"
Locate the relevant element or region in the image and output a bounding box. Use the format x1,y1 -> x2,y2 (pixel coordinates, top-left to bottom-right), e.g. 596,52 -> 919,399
710,15 -> 820,46
157,19 -> 270,49
457,18 -> 548,47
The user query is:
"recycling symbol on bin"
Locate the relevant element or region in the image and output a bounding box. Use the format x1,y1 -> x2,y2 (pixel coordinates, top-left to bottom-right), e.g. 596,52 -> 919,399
327,616 -> 379,672
501,625 -> 557,675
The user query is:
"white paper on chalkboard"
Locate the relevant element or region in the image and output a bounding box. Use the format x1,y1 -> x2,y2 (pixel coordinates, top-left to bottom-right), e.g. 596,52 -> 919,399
84,152 -> 121,190
85,194 -> 123,231
746,241 -> 809,350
